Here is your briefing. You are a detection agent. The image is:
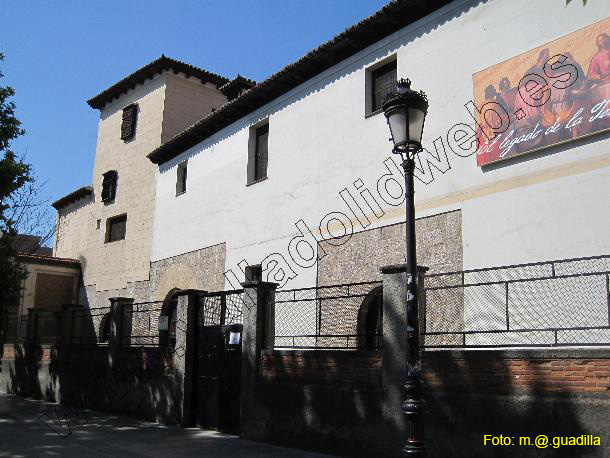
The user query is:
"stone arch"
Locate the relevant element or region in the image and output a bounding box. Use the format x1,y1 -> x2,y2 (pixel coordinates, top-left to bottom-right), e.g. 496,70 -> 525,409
99,312 -> 111,343
159,288 -> 180,347
153,262 -> 198,302
357,286 -> 383,350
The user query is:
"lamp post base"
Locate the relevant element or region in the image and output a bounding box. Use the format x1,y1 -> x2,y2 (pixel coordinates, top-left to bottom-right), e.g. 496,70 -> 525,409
402,374 -> 427,456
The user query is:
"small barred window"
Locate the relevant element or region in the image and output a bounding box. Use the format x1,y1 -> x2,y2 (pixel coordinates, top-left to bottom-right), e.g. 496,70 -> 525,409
120,104 -> 138,140
101,170 -> 117,202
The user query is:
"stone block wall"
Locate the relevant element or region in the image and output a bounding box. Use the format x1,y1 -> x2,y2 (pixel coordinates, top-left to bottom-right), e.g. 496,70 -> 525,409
78,242 -> 226,309
317,209 -> 462,286
162,72 -> 228,142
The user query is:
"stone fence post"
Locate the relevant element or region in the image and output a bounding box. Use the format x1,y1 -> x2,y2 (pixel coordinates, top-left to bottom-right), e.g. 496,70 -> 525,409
174,289 -> 205,427
240,278 -> 277,440
55,304 -> 80,403
380,263 -> 428,456
59,304 -> 78,347
108,297 -> 133,370
25,308 -> 36,344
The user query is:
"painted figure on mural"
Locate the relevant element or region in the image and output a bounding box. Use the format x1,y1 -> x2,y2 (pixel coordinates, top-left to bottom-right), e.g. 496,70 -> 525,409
499,77 -> 518,115
510,49 -> 550,154
475,21 -> 610,166
587,33 -> 610,82
475,85 -> 503,164
587,32 -> 610,131
545,52 -> 590,141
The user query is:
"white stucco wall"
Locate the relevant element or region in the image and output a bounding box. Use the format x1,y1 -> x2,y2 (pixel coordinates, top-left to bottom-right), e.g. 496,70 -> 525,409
151,0 -> 610,290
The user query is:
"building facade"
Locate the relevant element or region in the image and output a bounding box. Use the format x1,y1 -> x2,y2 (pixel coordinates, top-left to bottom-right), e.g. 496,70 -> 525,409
11,1 -> 608,454
53,57 -> 235,307
54,0 -> 610,315
148,0 -> 610,292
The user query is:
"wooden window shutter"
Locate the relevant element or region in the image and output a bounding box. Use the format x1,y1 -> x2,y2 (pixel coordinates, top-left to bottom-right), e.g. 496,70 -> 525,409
121,104 -> 138,140
255,124 -> 269,181
101,170 -> 118,202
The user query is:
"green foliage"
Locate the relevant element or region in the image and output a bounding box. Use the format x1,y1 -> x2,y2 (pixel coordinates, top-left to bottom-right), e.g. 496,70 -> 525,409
0,53 -> 31,312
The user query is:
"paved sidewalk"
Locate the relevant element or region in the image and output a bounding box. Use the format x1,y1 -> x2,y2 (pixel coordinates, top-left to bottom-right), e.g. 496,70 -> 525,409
0,394 -> 337,457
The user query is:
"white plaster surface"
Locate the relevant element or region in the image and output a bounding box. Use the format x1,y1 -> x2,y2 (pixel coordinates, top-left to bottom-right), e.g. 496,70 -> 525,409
149,0 -> 610,290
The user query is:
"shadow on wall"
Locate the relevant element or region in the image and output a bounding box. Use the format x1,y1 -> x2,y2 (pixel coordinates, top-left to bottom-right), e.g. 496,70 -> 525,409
240,272 -> 609,458
0,308 -> 185,429
422,350 -> 608,458
243,349 -> 386,458
244,348 -> 608,458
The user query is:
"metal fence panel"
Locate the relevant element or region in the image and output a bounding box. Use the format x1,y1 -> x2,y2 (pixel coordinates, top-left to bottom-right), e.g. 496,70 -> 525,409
198,290 -> 244,327
273,281 -> 382,350
122,302 -> 164,346
71,306 -> 111,345
35,311 -> 60,344
422,254 -> 610,348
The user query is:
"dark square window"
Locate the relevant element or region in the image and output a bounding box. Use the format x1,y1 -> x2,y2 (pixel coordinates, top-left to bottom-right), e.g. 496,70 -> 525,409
254,124 -> 268,181
121,104 -> 138,141
105,214 -> 127,243
101,170 -> 117,202
176,161 -> 188,195
247,122 -> 269,185
371,61 -> 397,112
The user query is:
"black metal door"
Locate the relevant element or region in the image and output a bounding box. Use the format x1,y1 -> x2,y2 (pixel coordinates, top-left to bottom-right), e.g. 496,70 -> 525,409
195,291 -> 243,433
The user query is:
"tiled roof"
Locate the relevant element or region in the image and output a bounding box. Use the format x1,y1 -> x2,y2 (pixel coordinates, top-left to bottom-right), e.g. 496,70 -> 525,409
147,0 -> 451,165
51,186 -> 94,210
17,252 -> 81,267
87,55 -> 230,109
219,75 -> 257,100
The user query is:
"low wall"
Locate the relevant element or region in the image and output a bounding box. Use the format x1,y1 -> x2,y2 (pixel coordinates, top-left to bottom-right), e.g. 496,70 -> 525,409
424,349 -> 610,395
423,350 -> 609,458
0,344 -> 59,400
250,350 -> 384,457
261,350 -> 381,387
0,342 -> 183,425
247,349 -> 610,458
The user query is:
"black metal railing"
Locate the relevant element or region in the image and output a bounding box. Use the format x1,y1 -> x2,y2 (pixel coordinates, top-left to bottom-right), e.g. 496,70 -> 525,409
34,311 -> 60,344
198,290 -> 244,327
272,280 -> 383,350
71,306 -> 111,345
422,254 -> 610,348
2,314 -> 19,342
122,301 -> 164,346
18,314 -> 28,342
2,312 -> 58,344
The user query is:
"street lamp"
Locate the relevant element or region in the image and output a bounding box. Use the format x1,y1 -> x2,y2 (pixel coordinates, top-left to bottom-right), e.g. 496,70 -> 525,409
382,78 -> 428,457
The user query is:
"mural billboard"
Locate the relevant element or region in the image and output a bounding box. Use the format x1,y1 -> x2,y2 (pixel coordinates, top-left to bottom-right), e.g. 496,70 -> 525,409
474,18 -> 610,166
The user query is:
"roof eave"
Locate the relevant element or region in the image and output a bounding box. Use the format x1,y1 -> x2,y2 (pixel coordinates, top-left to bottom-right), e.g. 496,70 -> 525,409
87,56 -> 231,110
52,186 -> 94,210
147,0 -> 451,166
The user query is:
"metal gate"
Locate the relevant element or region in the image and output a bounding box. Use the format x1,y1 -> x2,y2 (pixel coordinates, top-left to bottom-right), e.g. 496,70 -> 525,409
195,289 -> 244,433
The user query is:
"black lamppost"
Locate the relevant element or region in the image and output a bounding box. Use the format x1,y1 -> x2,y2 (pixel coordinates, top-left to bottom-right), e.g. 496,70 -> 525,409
382,78 -> 429,457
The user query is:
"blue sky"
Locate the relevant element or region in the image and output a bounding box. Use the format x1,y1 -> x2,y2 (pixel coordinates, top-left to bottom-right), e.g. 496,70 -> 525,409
1,0 -> 389,231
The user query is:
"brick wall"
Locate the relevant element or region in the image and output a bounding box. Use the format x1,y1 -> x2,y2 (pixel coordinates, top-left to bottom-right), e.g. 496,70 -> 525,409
423,350 -> 610,397
261,350 -> 382,388
260,349 -> 610,397
2,344 -> 54,363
